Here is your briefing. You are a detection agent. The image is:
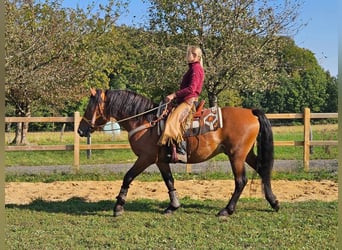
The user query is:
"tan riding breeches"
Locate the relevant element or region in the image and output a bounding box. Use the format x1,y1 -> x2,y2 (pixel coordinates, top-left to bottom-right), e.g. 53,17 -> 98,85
158,99 -> 196,146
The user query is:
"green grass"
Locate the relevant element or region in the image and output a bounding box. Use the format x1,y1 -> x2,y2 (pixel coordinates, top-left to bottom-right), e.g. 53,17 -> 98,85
5,149 -> 136,166
5,130 -> 138,166
5,124 -> 338,167
6,198 -> 337,249
273,124 -> 338,160
5,125 -> 338,249
5,167 -> 338,183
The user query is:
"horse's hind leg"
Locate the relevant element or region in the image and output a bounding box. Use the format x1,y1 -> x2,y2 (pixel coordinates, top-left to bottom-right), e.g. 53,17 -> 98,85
218,156 -> 247,216
246,150 -> 279,211
156,162 -> 181,214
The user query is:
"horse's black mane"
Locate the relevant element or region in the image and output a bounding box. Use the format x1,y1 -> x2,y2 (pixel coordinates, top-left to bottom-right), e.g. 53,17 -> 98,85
104,89 -> 158,123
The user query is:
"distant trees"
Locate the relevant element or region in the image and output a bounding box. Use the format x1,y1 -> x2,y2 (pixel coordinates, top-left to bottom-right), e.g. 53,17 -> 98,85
107,26 -> 154,94
5,0 -> 337,143
145,0 -> 304,106
241,37 -> 337,113
5,0 -> 127,144
324,75 -> 338,113
6,0 -> 85,143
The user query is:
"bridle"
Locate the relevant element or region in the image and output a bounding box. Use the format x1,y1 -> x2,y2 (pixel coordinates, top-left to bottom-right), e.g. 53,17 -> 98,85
82,91 -> 107,130
82,90 -> 171,136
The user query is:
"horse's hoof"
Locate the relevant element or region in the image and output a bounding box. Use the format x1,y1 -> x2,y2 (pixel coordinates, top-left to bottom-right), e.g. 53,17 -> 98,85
113,210 -> 124,217
216,208 -> 233,217
163,205 -> 180,215
272,200 -> 280,212
113,206 -> 124,217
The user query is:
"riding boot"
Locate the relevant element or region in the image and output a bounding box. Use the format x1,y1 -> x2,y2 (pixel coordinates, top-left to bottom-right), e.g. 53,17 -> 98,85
176,140 -> 187,163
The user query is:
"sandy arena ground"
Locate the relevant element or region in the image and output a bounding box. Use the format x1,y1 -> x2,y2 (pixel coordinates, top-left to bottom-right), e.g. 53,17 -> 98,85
5,179 -> 338,205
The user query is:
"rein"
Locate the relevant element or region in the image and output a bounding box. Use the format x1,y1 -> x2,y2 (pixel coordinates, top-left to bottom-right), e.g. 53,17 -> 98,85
127,101 -> 170,138
84,96 -> 170,137
115,100 -> 170,124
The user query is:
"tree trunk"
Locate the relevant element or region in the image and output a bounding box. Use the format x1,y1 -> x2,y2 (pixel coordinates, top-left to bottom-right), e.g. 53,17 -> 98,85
206,81 -> 218,107
21,120 -> 29,145
11,105 -> 30,145
12,121 -> 22,145
208,93 -> 218,107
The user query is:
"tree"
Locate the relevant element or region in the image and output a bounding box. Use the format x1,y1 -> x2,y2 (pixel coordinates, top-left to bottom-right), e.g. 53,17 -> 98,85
107,26 -> 153,94
324,75 -> 338,112
5,0 -> 126,144
272,38 -> 332,113
241,37 -> 335,114
146,0 -> 303,106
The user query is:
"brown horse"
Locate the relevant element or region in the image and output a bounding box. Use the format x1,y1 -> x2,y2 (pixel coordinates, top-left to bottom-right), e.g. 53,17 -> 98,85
78,88 -> 279,217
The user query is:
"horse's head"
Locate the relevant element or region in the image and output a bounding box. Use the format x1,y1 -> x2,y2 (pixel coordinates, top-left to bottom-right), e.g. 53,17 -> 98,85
78,88 -> 108,137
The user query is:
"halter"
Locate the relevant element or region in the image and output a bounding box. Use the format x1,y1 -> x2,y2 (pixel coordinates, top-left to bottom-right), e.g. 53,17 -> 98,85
82,91 -> 107,130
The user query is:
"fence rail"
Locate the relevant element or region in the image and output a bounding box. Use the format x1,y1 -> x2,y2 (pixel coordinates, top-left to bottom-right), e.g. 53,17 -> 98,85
5,108 -> 338,171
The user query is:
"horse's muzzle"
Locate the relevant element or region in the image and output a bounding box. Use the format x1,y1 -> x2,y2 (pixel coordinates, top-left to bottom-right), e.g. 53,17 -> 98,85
78,127 -> 91,137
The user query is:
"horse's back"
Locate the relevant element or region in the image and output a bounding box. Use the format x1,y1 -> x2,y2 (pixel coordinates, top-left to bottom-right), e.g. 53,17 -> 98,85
219,106 -> 260,148
220,106 -> 259,126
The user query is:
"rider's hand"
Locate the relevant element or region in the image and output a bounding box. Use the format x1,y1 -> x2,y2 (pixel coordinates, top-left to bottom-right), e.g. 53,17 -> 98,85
165,93 -> 176,102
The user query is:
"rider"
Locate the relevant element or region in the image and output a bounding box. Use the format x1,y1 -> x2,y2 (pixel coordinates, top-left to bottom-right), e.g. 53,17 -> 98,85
158,45 -> 205,163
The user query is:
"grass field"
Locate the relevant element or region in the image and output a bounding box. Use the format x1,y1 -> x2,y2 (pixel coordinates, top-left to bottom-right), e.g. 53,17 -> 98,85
5,125 -> 338,249
4,124 -> 338,166
5,198 -> 337,249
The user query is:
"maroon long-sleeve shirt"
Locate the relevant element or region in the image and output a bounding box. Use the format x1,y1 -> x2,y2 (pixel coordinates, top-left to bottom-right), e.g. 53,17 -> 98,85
175,61 -> 204,104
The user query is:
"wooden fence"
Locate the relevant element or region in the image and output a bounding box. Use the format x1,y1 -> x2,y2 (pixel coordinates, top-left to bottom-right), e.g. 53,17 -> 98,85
5,108 -> 338,171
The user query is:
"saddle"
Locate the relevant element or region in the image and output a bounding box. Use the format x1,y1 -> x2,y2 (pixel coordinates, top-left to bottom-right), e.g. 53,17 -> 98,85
157,100 -> 223,138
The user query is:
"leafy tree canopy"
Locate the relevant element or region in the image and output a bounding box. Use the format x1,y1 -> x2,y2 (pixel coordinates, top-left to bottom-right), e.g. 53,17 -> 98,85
145,0 -> 304,106
242,37 -> 337,113
5,0 -> 128,143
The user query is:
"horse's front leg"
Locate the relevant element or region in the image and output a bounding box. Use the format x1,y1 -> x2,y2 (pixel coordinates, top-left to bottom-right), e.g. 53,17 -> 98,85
156,162 -> 181,214
114,157 -> 153,217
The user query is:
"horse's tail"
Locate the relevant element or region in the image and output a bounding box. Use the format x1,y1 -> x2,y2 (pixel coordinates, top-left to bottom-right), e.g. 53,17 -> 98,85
252,109 -> 274,177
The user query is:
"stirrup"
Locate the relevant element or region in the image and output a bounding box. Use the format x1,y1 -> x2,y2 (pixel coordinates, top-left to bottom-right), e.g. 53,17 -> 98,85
176,153 -> 187,163
169,144 -> 187,163
175,141 -> 187,163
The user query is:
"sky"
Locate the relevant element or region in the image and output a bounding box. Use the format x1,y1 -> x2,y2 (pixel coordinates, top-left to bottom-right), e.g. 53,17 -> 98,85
291,0 -> 338,77
63,0 -> 338,77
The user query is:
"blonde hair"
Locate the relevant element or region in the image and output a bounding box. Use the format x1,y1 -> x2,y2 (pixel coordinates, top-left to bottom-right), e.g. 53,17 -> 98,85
187,46 -> 203,67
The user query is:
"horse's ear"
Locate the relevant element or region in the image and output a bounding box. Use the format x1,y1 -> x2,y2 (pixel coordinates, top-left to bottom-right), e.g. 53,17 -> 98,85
90,88 -> 96,96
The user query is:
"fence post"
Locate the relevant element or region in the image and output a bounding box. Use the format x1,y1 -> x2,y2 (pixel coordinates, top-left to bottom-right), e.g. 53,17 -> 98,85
303,108 -> 310,171
186,164 -> 192,173
74,112 -> 80,172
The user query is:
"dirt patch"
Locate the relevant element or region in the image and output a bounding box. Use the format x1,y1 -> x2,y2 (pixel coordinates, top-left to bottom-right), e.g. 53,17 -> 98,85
5,179 -> 338,205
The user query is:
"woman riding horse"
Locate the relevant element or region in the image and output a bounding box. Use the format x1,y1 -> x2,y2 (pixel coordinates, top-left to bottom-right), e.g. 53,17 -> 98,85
78,89 -> 279,217
158,46 -> 205,163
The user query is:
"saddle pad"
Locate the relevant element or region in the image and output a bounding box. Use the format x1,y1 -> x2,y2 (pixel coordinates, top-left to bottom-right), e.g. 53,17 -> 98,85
158,105 -> 223,137
184,106 -> 223,137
